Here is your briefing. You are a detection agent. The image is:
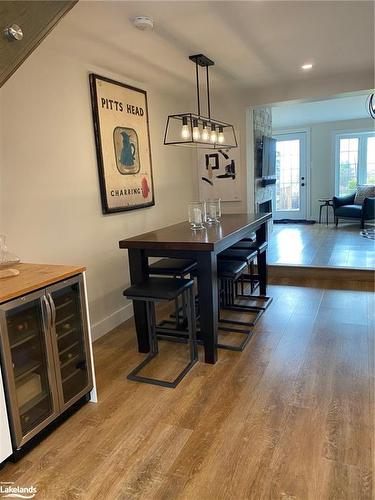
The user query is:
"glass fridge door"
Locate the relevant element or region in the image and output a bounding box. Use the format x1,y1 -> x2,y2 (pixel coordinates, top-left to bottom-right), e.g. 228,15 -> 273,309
47,275 -> 93,410
0,291 -> 59,448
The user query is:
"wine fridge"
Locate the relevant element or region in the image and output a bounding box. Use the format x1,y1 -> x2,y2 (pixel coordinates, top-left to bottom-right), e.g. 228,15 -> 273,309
0,275 -> 93,450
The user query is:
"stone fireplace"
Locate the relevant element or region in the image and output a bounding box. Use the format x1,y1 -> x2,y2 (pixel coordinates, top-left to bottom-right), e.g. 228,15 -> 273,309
258,199 -> 272,214
253,107 -> 275,217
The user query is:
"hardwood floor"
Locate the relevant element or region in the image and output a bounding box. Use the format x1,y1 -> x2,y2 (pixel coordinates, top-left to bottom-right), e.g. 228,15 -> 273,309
268,222 -> 375,269
0,283 -> 373,499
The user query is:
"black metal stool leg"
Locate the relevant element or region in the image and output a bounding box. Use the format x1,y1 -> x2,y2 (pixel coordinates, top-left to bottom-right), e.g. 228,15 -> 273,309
235,253 -> 273,312
163,289 -> 198,387
150,301 -> 158,354
127,286 -> 198,388
220,271 -> 265,326
187,288 -> 198,361
217,278 -> 255,352
174,297 -> 180,324
127,301 -> 159,385
250,261 -> 255,293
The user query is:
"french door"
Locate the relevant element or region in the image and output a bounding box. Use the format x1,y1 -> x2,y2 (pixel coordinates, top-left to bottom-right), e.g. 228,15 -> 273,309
273,132 -> 308,220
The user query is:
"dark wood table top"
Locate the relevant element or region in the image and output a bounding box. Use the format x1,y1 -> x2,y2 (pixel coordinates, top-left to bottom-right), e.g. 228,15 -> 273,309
119,213 -> 272,251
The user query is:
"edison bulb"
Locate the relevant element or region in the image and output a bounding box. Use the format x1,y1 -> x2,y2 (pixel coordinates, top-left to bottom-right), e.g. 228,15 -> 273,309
181,124 -> 190,139
218,131 -> 225,144
202,126 -> 209,141
210,129 -> 217,143
193,126 -> 200,140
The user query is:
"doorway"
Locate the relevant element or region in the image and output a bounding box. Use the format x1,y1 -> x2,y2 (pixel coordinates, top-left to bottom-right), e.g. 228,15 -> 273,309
273,131 -> 308,220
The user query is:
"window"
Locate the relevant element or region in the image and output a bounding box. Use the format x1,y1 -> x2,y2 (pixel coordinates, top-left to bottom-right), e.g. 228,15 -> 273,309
367,136 -> 375,184
335,131 -> 375,196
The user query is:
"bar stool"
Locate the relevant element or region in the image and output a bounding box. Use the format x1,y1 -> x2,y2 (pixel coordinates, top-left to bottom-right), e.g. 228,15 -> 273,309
218,248 -> 258,265
218,247 -> 259,296
217,260 -> 256,351
149,258 -> 197,329
149,258 -> 196,276
230,240 -> 257,291
227,240 -> 272,310
124,277 -> 197,388
217,249 -> 265,326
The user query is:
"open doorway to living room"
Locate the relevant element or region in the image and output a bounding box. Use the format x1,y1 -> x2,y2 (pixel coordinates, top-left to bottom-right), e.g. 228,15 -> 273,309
255,93 -> 375,271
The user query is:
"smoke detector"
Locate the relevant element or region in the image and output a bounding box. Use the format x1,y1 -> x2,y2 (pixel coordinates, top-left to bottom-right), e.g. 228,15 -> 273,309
132,16 -> 154,31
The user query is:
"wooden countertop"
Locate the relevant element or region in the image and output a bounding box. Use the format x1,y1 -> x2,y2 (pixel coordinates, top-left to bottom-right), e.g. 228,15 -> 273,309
0,263 -> 86,304
119,213 -> 271,251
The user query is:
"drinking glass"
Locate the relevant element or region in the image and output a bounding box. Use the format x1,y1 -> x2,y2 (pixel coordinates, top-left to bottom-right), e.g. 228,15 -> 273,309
188,202 -> 206,229
206,199 -> 222,223
0,235 -> 20,268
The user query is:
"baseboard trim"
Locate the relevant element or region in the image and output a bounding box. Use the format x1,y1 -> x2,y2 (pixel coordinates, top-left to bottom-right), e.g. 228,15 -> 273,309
269,264 -> 375,287
91,303 -> 134,342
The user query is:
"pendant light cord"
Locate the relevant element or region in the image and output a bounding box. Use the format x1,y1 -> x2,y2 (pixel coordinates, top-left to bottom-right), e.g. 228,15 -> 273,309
206,65 -> 211,120
195,61 -> 201,116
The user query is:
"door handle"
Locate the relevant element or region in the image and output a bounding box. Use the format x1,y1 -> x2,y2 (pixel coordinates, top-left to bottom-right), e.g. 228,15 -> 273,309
47,293 -> 56,328
42,295 -> 52,330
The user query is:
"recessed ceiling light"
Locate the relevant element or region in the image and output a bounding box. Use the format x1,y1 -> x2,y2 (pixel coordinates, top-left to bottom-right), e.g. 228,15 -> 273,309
301,63 -> 313,70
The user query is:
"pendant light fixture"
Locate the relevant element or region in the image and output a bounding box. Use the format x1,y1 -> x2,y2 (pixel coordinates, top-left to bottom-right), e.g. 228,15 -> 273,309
164,54 -> 237,149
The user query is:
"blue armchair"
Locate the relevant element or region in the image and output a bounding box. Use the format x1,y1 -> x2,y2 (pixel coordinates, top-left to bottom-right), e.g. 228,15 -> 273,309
333,193 -> 375,228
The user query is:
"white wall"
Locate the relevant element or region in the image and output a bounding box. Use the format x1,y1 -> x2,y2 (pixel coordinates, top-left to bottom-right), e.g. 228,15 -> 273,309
274,117 -> 374,219
245,70 -> 373,108
210,90 -> 249,214
0,42 -> 196,340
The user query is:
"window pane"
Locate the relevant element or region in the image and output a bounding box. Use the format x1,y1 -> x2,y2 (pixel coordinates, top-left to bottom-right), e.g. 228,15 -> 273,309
339,137 -> 358,195
366,136 -> 375,184
341,138 -> 349,150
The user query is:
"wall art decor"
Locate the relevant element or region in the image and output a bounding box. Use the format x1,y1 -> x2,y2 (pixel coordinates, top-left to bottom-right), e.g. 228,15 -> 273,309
197,146 -> 241,202
89,74 -> 155,213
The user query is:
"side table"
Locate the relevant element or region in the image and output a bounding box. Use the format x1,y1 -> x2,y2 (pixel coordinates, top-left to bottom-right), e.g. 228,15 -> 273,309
318,198 -> 334,225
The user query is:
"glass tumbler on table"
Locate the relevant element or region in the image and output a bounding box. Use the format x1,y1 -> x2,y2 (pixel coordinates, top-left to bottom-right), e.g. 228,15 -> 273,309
188,202 -> 206,229
206,199 -> 222,223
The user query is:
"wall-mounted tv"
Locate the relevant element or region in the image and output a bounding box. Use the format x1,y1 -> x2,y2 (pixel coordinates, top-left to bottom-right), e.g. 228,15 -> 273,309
261,135 -> 277,178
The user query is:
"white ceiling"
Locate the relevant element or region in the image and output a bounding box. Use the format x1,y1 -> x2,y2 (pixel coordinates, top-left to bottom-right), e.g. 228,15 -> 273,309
272,94 -> 374,128
51,0 -> 374,93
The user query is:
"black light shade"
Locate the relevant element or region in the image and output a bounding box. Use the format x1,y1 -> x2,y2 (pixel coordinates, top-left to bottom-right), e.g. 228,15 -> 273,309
164,54 -> 238,150
164,113 -> 237,149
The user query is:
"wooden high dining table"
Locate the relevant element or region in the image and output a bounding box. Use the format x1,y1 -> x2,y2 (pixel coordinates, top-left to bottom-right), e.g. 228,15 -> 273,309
119,212 -> 272,364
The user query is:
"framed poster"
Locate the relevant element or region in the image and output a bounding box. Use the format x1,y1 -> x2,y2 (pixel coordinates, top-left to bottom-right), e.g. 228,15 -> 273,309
89,74 -> 155,213
197,147 -> 241,202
